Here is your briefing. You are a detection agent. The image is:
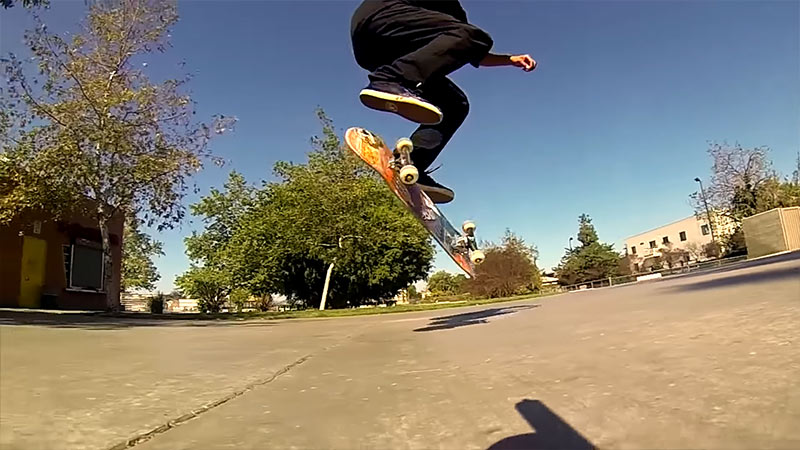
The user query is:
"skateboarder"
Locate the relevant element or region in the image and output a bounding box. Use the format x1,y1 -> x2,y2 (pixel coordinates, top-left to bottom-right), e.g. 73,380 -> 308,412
350,0 -> 536,203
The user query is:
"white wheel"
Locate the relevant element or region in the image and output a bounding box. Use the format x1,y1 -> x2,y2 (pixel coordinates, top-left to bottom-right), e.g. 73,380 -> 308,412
396,137 -> 413,154
399,165 -> 419,185
471,250 -> 485,265
462,221 -> 476,234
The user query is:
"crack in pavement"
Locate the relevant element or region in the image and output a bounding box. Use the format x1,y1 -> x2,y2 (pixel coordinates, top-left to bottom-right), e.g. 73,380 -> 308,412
107,354 -> 312,450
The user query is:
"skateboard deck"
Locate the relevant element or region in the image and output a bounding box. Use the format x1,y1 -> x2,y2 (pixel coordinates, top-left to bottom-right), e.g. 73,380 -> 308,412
344,126 -> 481,277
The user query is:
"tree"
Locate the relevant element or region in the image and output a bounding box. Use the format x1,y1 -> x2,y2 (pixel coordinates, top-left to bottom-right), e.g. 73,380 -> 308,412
576,213 -> 599,246
407,284 -> 421,303
1,0 -> 47,9
659,243 -> 688,269
187,109 -> 434,309
176,170 -> 256,304
692,143 -> 773,221
175,266 -> 230,314
184,171 -> 256,266
498,228 -> 542,290
427,270 -> 461,296
684,242 -> 706,262
689,143 -> 800,256
1,0 -> 234,309
467,230 -> 540,298
691,143 -> 800,223
556,215 -> 620,285
720,227 -> 747,257
121,217 -> 163,292
228,287 -> 250,313
254,293 -> 274,312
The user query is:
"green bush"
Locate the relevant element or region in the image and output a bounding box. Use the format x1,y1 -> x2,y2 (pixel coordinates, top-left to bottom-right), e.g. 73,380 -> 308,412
148,293 -> 164,314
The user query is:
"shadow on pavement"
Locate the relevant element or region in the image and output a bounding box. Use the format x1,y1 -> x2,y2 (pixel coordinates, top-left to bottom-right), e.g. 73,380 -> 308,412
666,265 -> 799,292
413,304 -> 538,332
488,399 -> 595,450
0,311 -> 275,330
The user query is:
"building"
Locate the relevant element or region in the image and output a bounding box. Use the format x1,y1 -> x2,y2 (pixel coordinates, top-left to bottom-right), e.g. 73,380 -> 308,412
624,214 -> 719,272
0,208 -> 123,311
120,292 -> 151,312
540,271 -> 559,288
165,298 -> 200,313
742,207 -> 800,258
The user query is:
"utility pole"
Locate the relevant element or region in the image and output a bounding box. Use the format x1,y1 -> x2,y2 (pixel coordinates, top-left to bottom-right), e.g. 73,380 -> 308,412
694,177 -> 718,257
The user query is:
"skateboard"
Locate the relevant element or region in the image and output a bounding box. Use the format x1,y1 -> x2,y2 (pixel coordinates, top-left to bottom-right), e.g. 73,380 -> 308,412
344,126 -> 484,277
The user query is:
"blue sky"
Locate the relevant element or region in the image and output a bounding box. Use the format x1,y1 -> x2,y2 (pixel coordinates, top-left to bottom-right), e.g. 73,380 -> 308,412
2,0 -> 798,292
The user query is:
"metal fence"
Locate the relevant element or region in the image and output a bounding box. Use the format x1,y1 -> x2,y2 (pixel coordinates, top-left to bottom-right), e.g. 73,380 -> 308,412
560,255 -> 748,292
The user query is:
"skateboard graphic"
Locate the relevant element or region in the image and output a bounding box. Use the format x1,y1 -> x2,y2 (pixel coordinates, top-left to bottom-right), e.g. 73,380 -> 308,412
344,127 -> 484,277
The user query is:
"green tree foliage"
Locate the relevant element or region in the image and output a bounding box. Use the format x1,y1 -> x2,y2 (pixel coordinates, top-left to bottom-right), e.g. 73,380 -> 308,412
228,287 -> 250,313
427,270 -> 463,296
254,293 -> 274,312
406,284 -> 421,303
185,171 -> 256,265
234,111 -> 433,308
175,266 -> 230,313
1,0 -> 233,308
179,170 -> 256,301
556,215 -> 620,285
576,213 -> 599,246
467,229 -> 540,298
147,292 -> 164,314
1,0 -> 48,10
121,217 -> 163,292
179,110 -> 434,309
497,228 -> 543,290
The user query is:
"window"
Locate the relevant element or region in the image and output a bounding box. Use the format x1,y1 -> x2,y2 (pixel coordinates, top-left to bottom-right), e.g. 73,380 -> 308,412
662,236 -> 670,244
701,224 -> 710,236
679,231 -> 687,241
633,263 -> 640,272
65,239 -> 105,291
631,245 -> 637,255
649,240 -> 657,249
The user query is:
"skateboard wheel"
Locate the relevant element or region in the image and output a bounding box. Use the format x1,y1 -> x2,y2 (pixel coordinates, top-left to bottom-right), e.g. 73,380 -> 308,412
399,165 -> 419,185
470,250 -> 485,265
462,221 -> 476,234
396,138 -> 413,154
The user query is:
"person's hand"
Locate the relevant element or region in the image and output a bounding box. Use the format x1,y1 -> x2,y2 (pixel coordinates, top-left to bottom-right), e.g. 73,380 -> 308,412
510,54 -> 536,72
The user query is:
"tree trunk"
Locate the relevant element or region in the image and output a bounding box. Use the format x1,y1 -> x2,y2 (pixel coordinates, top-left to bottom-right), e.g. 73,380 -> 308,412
97,211 -> 116,311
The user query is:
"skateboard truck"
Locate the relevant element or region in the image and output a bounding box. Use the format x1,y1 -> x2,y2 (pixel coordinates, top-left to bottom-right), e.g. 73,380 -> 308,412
389,138 -> 419,185
461,220 -> 485,265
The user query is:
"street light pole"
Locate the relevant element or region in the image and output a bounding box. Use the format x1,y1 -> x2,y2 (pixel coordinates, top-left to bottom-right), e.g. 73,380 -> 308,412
568,236 -> 573,251
694,177 -> 718,255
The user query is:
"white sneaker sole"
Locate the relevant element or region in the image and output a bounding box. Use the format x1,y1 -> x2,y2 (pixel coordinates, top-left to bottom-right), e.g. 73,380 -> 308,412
359,89 -> 443,125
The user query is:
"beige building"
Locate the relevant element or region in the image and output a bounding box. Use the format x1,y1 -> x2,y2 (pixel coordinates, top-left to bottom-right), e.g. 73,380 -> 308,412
624,215 -> 717,272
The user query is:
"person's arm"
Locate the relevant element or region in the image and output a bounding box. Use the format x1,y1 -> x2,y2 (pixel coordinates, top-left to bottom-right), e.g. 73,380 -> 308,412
479,53 -> 537,72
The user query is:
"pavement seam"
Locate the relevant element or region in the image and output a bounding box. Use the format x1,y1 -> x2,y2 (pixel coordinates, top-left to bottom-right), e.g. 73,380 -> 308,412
107,354 -> 312,450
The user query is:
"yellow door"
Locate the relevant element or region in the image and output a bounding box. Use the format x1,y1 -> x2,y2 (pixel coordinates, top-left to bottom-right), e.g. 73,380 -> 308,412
19,236 -> 47,308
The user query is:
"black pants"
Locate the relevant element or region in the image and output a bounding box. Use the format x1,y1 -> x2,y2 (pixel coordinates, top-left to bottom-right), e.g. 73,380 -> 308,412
351,0 -> 493,171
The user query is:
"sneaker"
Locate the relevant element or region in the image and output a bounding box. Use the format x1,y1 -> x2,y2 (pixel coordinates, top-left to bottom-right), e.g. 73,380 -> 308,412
359,81 -> 443,125
417,169 -> 454,204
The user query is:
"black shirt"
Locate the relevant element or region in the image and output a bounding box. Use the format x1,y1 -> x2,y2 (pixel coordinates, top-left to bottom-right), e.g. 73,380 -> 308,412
402,0 -> 468,22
